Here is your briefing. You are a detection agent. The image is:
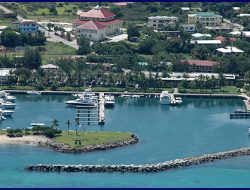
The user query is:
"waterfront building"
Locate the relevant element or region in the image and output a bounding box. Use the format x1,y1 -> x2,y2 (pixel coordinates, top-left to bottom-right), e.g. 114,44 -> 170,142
183,60 -> 218,73
188,12 -> 223,27
73,5 -> 122,42
161,72 -> 237,87
18,20 -> 38,33
148,16 -> 179,29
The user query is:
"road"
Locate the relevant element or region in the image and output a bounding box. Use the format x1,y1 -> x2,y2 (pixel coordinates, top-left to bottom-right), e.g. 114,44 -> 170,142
223,18 -> 244,30
0,4 -> 79,49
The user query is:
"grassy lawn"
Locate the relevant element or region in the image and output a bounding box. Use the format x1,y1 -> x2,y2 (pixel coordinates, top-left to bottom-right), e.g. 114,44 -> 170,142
0,130 -> 7,135
180,86 -> 240,94
38,41 -> 76,64
54,131 -> 133,147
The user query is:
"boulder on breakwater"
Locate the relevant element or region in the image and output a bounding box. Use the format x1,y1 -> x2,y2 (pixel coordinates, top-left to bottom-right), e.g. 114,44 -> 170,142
25,147 -> 250,173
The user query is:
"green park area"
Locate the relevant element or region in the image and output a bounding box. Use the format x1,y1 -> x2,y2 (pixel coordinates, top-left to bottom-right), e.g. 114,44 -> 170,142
55,131 -> 134,147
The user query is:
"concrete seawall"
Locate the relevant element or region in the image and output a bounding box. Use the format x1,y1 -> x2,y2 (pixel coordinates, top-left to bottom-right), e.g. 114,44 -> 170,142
25,147 -> 250,173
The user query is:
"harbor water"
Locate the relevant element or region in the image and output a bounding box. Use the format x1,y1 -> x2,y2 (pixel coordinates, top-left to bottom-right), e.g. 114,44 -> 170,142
0,94 -> 250,187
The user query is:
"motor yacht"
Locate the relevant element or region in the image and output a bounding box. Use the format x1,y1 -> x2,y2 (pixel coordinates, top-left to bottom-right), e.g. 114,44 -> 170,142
0,99 -> 16,109
104,95 -> 115,107
65,88 -> 98,107
0,91 -> 16,102
0,109 -> 14,117
160,91 -> 171,105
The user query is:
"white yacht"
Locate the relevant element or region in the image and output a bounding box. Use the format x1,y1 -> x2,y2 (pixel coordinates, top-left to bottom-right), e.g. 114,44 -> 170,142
104,95 -> 115,107
0,99 -> 16,109
0,109 -> 14,116
160,91 -> 171,105
27,91 -> 42,95
65,88 -> 98,107
0,91 -> 16,102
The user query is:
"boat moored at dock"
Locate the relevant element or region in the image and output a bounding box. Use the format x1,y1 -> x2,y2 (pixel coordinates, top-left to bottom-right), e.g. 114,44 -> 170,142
0,91 -> 16,102
104,95 -> 115,107
27,91 -> 42,95
65,89 -> 98,107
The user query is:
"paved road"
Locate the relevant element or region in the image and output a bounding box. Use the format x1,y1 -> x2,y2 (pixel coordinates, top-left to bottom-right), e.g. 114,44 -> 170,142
223,18 -> 244,30
0,4 -> 78,49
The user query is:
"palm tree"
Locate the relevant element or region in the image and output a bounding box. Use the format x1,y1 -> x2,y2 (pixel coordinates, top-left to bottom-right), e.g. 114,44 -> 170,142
74,118 -> 79,135
210,75 -> 217,92
218,73 -> 225,92
51,119 -> 59,129
65,120 -> 71,135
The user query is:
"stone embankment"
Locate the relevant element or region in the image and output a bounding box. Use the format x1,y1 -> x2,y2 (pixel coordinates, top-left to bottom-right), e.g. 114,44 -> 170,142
26,147 -> 250,173
37,134 -> 139,153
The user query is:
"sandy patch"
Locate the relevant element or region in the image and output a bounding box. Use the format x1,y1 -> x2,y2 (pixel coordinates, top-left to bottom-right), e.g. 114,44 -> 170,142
0,135 -> 49,145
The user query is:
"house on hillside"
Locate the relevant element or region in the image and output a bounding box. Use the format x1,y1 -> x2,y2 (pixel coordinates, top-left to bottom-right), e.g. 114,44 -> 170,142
73,5 -> 122,42
148,16 -> 179,29
18,20 -> 38,33
188,12 -> 223,27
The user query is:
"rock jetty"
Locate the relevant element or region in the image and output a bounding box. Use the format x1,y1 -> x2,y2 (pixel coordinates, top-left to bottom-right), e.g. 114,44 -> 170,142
37,134 -> 139,153
26,147 -> 250,173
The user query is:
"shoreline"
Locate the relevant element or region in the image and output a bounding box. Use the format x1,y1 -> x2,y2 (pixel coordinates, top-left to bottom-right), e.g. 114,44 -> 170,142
0,134 -> 139,153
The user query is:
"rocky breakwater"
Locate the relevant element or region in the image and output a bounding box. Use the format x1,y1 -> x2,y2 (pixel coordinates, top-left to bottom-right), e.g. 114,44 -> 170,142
37,134 -> 139,153
26,147 -> 250,173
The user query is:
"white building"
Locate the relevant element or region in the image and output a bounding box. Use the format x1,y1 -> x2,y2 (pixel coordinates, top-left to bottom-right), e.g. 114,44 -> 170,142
73,5 -> 122,42
148,16 -> 179,29
191,33 -> 211,39
191,40 -> 222,45
188,12 -> 223,27
181,24 -> 196,32
216,46 -> 244,54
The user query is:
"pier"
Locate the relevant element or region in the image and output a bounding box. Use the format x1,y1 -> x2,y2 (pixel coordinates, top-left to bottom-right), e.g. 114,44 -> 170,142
98,93 -> 105,125
75,93 -> 105,125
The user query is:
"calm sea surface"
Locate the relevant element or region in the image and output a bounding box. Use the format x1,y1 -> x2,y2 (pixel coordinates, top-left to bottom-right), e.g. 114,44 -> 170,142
0,94 -> 249,187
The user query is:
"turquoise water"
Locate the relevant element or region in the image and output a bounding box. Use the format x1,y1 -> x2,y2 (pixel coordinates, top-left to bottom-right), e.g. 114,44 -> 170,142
0,94 -> 250,187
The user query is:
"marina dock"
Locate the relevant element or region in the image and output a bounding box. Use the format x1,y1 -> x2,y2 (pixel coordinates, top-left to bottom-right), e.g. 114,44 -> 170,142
75,93 -> 105,125
98,93 -> 105,125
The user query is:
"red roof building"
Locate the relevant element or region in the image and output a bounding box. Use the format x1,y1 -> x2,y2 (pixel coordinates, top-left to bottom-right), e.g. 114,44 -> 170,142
183,60 -> 218,72
74,5 -> 123,41
215,36 -> 237,42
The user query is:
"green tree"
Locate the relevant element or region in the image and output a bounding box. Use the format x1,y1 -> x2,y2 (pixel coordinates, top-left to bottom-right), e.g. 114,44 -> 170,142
51,119 -> 59,129
66,120 -> 71,135
23,48 -> 42,69
1,30 -> 21,48
77,37 -> 91,55
127,24 -> 140,41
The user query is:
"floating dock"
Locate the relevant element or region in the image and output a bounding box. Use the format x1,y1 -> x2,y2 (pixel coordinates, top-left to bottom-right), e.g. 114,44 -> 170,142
98,93 -> 105,125
230,111 -> 250,119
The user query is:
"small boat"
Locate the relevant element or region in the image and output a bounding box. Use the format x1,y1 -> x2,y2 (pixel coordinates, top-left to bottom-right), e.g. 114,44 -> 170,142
104,95 -> 115,107
27,91 -> 42,95
30,123 -> 45,127
0,91 -> 16,102
0,112 -> 6,121
248,128 -> 250,134
0,109 -> 14,116
121,94 -> 131,98
131,95 -> 141,98
0,99 -> 16,109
